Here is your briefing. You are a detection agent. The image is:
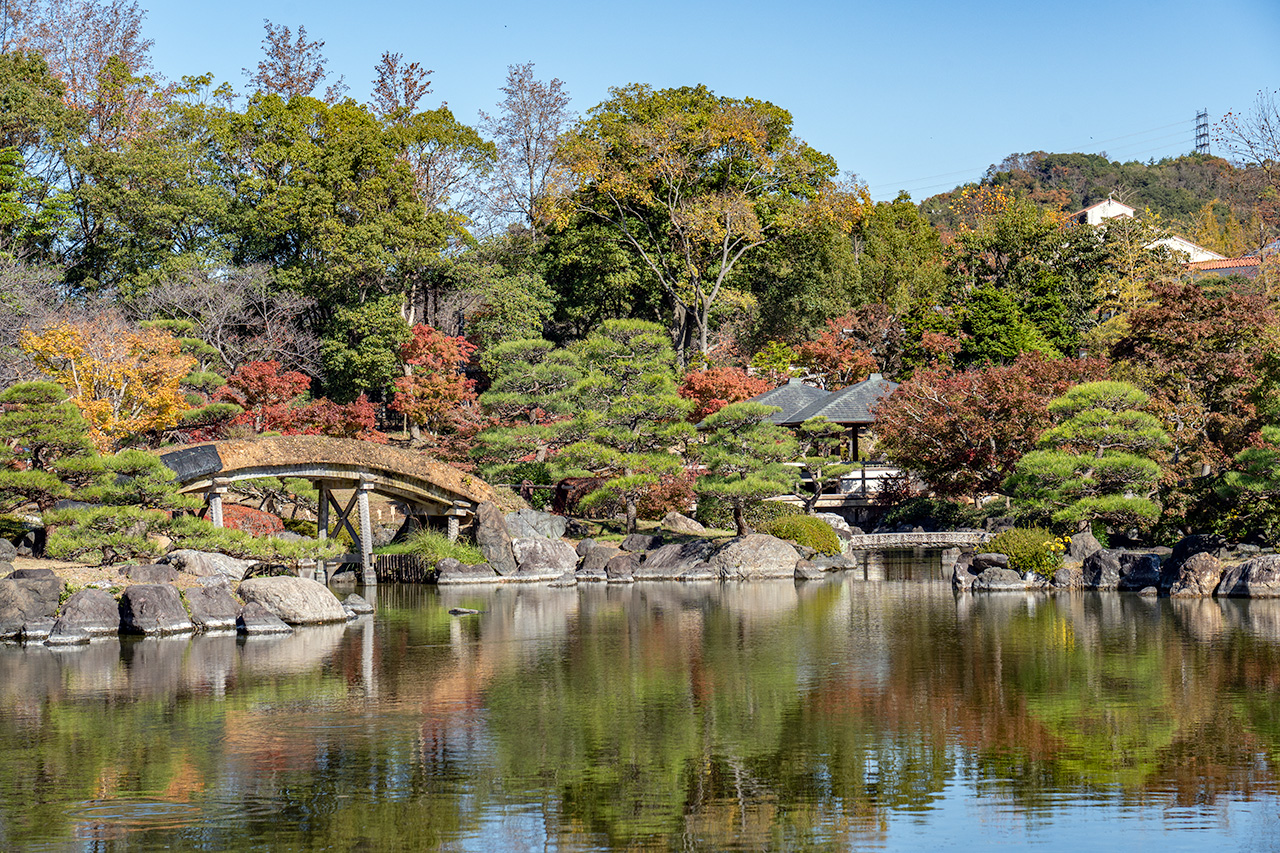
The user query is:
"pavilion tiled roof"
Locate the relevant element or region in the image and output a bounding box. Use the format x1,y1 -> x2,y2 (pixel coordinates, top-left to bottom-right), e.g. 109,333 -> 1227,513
744,379 -> 831,424
778,374 -> 899,426
1187,256 -> 1262,271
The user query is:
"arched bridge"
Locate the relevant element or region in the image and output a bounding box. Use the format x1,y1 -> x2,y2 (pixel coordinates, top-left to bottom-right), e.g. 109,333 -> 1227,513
842,531 -> 992,551
159,436 -> 497,582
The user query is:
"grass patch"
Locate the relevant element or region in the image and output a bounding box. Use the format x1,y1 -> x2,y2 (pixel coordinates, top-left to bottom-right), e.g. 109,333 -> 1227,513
389,529 -> 485,567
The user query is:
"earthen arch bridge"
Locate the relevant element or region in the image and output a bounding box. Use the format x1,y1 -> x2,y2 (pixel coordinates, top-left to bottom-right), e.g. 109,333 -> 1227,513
159,436 -> 497,582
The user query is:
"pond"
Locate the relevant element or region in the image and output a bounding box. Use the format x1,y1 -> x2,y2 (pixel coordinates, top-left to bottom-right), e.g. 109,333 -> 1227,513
2,551 -> 1280,851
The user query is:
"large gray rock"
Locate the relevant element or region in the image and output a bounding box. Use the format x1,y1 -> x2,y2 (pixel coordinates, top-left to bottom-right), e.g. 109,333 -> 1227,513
1068,530 -> 1103,560
972,553 -> 1010,571
575,538 -> 599,558
504,508 -> 567,540
635,541 -> 716,580
0,538 -> 15,561
578,545 -> 620,581
512,537 -> 578,579
620,533 -> 664,552
1162,535 -> 1231,590
1169,552 -> 1225,598
52,588 -> 121,636
119,584 -> 194,635
342,593 -> 374,615
660,511 -> 705,535
951,556 -> 978,591
185,583 -> 242,631
1117,553 -> 1163,591
1083,549 -> 1123,590
1218,555 -> 1280,598
0,576 -> 62,638
606,552 -> 639,583
475,501 -> 518,576
814,513 -> 852,534
795,560 -> 828,581
1051,562 -> 1083,589
972,568 -> 1027,591
159,550 -> 254,582
237,576 -> 347,624
121,563 -> 179,584
237,601 -> 292,635
436,559 -> 500,584
710,535 -> 800,580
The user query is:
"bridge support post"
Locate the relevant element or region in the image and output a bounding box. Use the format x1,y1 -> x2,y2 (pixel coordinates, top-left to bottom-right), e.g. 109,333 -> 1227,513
207,479 -> 228,528
358,477 -> 376,586
317,482 -> 330,541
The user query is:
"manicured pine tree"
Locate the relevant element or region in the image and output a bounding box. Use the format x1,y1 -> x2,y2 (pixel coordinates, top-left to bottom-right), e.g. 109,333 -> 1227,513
693,401 -> 797,537
1008,381 -> 1170,533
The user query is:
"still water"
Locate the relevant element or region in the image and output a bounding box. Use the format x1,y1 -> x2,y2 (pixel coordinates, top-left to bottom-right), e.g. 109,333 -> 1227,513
3,552 -> 1280,851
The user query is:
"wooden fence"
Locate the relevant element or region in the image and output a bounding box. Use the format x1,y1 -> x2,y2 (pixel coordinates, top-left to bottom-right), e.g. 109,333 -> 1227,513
373,553 -> 436,584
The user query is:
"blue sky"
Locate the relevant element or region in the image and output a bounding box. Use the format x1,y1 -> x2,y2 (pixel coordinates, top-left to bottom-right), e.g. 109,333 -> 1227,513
144,0 -> 1280,201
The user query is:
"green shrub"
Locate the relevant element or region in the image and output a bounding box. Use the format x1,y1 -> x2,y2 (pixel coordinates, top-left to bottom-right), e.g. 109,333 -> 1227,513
986,527 -> 1063,576
402,529 -> 484,567
695,496 -> 800,531
762,515 -> 842,556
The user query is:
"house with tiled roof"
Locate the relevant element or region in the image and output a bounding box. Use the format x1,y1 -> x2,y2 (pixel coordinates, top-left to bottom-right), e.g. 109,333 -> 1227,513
1069,198 -> 1136,226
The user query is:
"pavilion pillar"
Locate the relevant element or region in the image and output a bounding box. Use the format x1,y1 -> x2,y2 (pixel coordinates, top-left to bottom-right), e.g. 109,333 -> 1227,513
207,479 -> 228,528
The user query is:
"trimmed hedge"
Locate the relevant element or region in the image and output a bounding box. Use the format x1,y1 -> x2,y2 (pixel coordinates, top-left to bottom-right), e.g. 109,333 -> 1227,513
762,515 -> 842,556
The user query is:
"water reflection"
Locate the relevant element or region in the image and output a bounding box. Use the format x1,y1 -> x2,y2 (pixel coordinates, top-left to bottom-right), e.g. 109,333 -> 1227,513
3,574 -> 1280,850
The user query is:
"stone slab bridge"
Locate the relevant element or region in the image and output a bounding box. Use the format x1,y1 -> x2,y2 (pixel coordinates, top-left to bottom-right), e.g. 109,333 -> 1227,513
842,531 -> 992,551
159,436 -> 497,584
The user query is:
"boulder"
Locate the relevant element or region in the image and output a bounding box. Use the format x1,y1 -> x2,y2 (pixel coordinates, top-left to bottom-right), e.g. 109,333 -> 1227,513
237,576 -> 348,625
950,552 -> 977,591
605,552 -> 639,583
504,508 -> 567,540
1162,534 -> 1231,590
549,571 -> 578,587
185,583 -> 241,631
159,550 -> 254,582
341,593 -> 375,615
52,588 -> 121,636
814,513 -> 852,534
809,554 -> 855,571
5,567 -> 56,579
1168,552 -> 1225,598
45,626 -> 90,646
660,511 -> 705,535
971,568 -> 1027,591
475,501 -> 518,576
119,584 -> 194,635
578,545 -> 620,580
680,564 -> 716,581
1217,555 -> 1280,598
1117,552 -> 1163,591
710,535 -> 800,580
1083,549 -> 1124,590
635,541 -> 716,580
620,533 -> 664,552
512,537 -> 578,579
436,560 -> 501,584
121,563 -> 179,584
1068,530 -> 1103,560
0,576 -> 62,638
0,539 -> 15,561
575,538 -> 599,557
20,617 -> 55,641
237,602 -> 292,635
1051,562 -> 1083,590
972,553 -> 1010,571
795,560 -> 828,581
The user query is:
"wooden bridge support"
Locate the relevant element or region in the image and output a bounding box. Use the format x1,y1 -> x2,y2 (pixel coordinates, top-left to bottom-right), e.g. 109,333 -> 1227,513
316,477 -> 378,586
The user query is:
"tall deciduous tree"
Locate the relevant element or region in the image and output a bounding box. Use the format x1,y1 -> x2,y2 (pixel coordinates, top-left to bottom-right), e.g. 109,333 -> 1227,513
478,62 -> 572,240
391,324 -> 477,436
244,20 -> 340,101
370,51 -> 431,117
554,83 -> 857,366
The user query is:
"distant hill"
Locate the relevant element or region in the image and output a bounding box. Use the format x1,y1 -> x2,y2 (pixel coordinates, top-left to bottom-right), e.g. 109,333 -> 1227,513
920,152 -> 1275,255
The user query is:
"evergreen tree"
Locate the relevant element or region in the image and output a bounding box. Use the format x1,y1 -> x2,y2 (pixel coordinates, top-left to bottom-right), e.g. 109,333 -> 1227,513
693,401 -> 797,536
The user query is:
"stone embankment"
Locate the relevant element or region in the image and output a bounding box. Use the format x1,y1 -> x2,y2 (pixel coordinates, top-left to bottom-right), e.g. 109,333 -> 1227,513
0,547 -> 371,645
951,530 -> 1280,598
438,504 -> 861,586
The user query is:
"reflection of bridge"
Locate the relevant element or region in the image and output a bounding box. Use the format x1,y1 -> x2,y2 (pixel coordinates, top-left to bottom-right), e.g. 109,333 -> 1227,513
159,437 -> 497,583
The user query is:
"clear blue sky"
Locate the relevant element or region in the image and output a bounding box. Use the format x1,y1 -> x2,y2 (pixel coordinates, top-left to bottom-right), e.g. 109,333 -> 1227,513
144,0 -> 1280,201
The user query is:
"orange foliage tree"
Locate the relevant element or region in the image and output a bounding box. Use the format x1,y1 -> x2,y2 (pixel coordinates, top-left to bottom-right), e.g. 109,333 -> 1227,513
677,367 -> 769,421
215,360 -> 385,442
391,324 -> 478,435
21,316 -> 194,450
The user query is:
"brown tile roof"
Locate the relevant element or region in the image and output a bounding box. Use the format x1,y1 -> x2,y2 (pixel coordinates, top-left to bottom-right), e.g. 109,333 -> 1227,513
1187,256 -> 1262,271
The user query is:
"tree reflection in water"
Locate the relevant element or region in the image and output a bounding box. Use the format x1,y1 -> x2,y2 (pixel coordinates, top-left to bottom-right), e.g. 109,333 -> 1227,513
2,570 -> 1280,850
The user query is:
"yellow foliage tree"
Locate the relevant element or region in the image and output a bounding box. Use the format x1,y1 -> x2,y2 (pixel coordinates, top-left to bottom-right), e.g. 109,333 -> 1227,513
21,316 -> 195,450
